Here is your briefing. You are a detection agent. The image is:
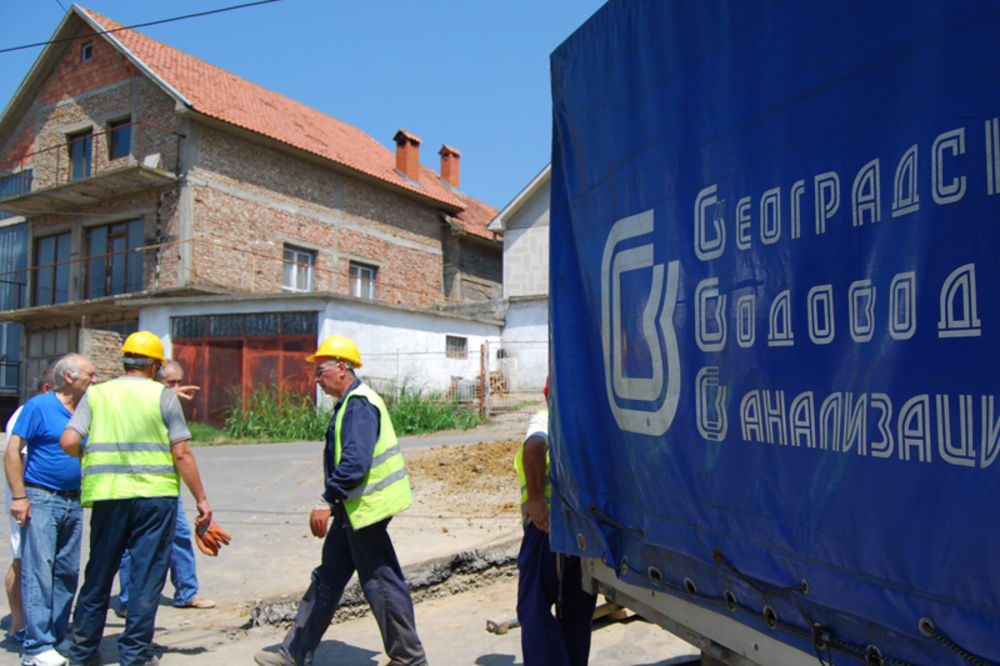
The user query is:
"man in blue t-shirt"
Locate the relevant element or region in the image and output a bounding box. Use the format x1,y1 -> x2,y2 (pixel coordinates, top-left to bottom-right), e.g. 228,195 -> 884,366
4,354 -> 96,666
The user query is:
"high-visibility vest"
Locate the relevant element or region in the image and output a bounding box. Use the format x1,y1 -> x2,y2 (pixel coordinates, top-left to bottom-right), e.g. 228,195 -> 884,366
80,377 -> 178,506
334,382 -> 412,529
514,410 -> 551,513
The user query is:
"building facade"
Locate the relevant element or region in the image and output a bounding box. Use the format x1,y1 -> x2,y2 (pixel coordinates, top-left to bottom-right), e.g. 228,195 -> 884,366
0,7 -> 501,421
487,165 -> 550,392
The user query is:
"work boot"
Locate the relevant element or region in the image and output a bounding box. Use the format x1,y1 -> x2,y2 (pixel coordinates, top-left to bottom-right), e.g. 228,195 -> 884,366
254,649 -> 295,666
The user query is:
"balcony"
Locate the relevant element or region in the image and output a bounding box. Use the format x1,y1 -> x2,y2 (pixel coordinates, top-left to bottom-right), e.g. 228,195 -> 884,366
0,121 -> 182,216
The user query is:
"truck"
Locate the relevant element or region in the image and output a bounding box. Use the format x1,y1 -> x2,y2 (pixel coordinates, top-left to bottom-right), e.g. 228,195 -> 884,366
547,2 -> 1000,664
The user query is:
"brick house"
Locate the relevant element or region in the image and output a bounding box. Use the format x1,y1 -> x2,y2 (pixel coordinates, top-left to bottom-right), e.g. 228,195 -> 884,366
0,6 -> 501,422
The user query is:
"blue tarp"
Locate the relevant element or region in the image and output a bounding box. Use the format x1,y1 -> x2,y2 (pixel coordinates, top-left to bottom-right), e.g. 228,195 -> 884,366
549,2 -> 1000,663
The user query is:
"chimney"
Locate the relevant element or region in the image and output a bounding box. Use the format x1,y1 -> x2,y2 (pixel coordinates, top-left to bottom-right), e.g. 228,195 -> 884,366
439,144 -> 461,188
393,129 -> 421,181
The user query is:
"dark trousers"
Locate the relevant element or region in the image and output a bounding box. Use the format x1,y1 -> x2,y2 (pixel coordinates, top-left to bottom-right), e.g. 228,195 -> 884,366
70,496 -> 176,666
517,522 -> 597,666
281,508 -> 426,666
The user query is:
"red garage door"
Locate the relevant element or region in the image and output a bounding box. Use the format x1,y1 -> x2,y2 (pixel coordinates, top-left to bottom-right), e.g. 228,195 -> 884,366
172,312 -> 316,425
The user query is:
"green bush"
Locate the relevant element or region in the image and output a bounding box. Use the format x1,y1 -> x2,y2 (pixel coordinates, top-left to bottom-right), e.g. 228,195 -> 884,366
220,382 -> 483,442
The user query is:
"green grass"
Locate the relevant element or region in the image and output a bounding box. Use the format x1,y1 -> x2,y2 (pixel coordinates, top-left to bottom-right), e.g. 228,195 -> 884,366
187,421 -> 238,446
210,381 -> 484,443
225,385 -> 331,442
383,383 -> 483,436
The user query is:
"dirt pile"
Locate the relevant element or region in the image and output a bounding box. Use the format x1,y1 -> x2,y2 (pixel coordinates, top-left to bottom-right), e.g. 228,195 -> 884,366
406,438 -> 522,520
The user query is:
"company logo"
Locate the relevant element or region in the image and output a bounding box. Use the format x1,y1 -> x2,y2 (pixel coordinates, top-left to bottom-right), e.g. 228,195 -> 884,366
600,210 -> 681,436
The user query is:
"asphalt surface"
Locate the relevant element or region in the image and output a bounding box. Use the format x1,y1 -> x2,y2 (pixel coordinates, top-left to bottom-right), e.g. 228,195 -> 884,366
0,406 -> 699,664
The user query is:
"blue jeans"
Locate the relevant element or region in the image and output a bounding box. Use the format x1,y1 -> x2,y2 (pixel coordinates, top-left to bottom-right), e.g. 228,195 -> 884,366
517,522 -> 597,666
70,496 -> 176,666
281,506 -> 426,665
20,485 -> 82,657
118,495 -> 198,607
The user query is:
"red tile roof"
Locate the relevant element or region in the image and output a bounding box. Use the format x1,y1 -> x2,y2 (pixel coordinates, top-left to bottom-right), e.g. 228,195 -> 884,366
446,182 -> 501,241
79,6 -> 497,224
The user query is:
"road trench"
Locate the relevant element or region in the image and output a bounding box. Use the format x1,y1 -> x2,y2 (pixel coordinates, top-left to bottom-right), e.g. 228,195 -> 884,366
246,437 -> 524,628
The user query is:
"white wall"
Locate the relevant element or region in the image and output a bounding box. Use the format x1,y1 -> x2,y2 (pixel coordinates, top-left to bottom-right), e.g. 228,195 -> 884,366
320,300 -> 500,394
497,297 -> 549,391
502,178 -> 550,299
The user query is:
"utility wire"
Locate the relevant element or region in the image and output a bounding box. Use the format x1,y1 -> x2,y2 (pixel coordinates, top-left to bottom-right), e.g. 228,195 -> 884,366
0,0 -> 282,55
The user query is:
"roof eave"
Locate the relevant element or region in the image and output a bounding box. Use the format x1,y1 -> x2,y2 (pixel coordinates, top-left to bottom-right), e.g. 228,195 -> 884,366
441,213 -> 500,245
487,163 -> 551,232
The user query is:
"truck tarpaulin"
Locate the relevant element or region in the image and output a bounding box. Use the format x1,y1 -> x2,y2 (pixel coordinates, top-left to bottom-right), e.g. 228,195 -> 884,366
549,2 -> 1000,663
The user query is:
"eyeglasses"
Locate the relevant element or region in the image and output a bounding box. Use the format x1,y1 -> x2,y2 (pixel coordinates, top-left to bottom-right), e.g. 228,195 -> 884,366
314,362 -> 339,378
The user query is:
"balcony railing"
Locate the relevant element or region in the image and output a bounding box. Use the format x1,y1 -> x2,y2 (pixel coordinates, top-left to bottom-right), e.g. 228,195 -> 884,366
0,234 -> 464,317
0,120 -> 182,204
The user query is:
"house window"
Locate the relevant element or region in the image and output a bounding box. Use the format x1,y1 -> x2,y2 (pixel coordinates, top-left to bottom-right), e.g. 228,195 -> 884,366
349,261 -> 377,299
68,129 -> 93,180
86,219 -> 145,298
81,41 -> 93,62
108,118 -> 132,160
282,245 -> 314,292
33,232 -> 71,306
446,335 -> 468,359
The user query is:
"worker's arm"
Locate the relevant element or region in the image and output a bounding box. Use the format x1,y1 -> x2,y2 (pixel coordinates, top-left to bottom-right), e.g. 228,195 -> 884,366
171,384 -> 200,402
62,392 -> 90,458
171,439 -> 212,531
521,434 -> 550,532
311,394 -> 379,538
162,387 -> 211,530
323,396 -> 379,504
5,434 -> 29,524
60,428 -> 84,458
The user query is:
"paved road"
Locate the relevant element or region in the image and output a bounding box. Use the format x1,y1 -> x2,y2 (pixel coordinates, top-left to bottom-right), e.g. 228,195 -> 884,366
0,406 -> 699,664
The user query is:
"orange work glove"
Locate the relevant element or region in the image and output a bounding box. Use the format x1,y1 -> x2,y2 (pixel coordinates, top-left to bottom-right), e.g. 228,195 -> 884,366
310,508 -> 332,538
194,520 -> 232,557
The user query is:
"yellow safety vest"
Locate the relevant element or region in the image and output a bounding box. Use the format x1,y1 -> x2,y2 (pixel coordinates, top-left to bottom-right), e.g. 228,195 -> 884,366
334,382 -> 412,529
514,410 -> 551,516
80,377 -> 178,506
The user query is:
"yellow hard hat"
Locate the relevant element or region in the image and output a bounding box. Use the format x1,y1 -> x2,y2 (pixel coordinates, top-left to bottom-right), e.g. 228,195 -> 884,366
121,330 -> 166,363
307,335 -> 362,367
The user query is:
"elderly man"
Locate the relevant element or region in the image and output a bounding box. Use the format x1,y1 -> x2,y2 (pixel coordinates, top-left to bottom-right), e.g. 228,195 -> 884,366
117,360 -> 213,616
61,332 -> 212,666
5,355 -> 96,666
255,335 -> 426,666
4,367 -> 55,647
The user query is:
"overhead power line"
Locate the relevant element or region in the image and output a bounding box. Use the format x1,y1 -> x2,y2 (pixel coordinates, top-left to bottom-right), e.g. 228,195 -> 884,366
0,0 -> 282,55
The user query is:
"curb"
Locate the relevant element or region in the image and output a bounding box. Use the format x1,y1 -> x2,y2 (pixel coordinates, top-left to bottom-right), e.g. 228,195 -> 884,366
246,536 -> 522,627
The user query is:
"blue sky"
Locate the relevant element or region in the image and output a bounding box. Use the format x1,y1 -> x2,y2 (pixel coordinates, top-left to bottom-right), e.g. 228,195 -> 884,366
0,0 -> 606,210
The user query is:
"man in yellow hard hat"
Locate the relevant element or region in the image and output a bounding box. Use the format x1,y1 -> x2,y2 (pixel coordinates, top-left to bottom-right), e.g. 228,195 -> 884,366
60,331 -> 213,666
255,335 -> 426,666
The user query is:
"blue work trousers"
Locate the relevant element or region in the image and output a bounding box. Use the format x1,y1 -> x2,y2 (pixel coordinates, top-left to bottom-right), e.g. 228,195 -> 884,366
20,485 -> 82,657
281,508 -> 427,666
69,496 -> 176,666
119,495 -> 198,607
517,522 -> 597,666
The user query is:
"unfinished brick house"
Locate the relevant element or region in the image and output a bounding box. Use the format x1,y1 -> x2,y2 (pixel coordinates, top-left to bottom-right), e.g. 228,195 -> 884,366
0,6 -> 501,422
